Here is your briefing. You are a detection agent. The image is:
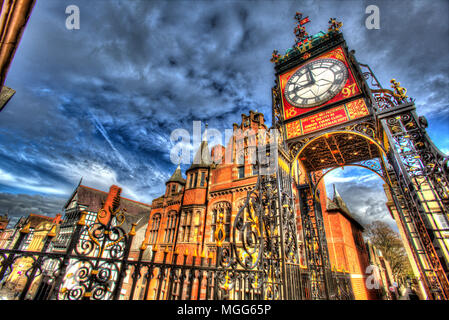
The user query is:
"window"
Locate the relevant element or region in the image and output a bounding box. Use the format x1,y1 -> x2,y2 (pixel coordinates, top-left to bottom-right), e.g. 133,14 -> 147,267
211,210 -> 217,242
171,184 -> 177,194
252,164 -> 259,176
149,214 -> 161,243
179,210 -> 193,242
178,212 -> 186,241
200,172 -> 206,187
238,166 -> 245,179
194,211 -> 201,242
188,174 -> 193,189
193,172 -> 198,188
164,212 -> 177,243
237,151 -> 244,165
225,208 -> 231,242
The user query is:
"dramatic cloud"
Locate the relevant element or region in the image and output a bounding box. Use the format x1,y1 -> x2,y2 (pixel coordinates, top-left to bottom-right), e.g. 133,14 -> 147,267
0,193 -> 66,226
0,0 -> 447,228
324,167 -> 397,232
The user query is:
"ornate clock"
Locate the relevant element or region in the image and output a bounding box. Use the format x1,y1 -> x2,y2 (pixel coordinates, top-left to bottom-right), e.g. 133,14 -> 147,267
284,58 -> 348,108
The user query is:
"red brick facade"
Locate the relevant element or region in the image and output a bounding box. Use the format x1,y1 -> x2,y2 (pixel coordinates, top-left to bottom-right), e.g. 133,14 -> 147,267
141,111 -> 377,299
320,183 -> 377,299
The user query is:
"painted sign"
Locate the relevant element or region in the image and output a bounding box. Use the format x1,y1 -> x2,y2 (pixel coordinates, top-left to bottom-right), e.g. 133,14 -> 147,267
286,98 -> 370,139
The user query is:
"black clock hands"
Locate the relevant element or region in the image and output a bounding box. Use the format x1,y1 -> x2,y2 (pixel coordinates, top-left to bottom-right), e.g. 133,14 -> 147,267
294,67 -> 315,92
306,66 -> 315,85
284,58 -> 348,108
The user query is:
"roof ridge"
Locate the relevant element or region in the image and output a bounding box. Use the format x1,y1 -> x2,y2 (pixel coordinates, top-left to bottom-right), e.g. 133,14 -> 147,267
79,185 -> 151,208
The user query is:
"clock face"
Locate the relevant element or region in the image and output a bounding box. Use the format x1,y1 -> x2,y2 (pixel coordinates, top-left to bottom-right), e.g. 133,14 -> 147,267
284,58 -> 348,108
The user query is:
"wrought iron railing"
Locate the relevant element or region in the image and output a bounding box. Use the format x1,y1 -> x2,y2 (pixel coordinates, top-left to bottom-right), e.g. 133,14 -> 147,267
0,207 -> 354,300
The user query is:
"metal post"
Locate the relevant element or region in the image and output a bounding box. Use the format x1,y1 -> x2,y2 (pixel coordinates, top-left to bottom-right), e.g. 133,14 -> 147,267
111,223 -> 136,300
18,225 -> 56,300
0,222 -> 29,283
49,210 -> 86,300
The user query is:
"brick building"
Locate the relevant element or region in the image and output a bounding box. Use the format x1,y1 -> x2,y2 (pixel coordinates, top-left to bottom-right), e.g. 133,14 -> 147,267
142,110 -> 378,299
52,183 -> 152,300
4,213 -> 61,292
321,184 -> 378,299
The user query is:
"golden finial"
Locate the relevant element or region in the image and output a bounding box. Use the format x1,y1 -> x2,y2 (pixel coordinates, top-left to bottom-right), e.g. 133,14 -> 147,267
208,252 -> 214,260
152,244 -> 158,252
47,224 -> 57,238
77,210 -> 88,226
128,223 -> 137,236
184,249 -> 189,256
20,221 -> 31,234
200,250 -> 206,258
140,240 -> 147,251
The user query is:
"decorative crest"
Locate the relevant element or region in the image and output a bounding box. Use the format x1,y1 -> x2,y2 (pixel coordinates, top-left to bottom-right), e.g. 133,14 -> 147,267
390,79 -> 408,101
270,49 -> 280,63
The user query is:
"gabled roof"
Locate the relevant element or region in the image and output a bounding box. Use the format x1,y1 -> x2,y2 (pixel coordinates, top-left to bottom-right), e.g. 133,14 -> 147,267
26,213 -> 54,229
69,185 -> 152,234
326,184 -> 364,230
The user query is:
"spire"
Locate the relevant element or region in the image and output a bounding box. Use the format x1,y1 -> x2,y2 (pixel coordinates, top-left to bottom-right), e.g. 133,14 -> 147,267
329,184 -> 364,229
333,184 -> 342,202
188,127 -> 212,171
166,164 -> 186,185
203,123 -> 208,142
332,184 -> 346,210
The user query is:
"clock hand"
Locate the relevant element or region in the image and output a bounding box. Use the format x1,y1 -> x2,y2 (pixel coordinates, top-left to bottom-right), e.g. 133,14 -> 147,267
294,73 -> 314,91
294,81 -> 313,93
307,67 -> 315,85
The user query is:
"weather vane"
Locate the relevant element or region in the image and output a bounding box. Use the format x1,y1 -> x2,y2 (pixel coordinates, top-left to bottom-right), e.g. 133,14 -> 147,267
294,12 -> 310,45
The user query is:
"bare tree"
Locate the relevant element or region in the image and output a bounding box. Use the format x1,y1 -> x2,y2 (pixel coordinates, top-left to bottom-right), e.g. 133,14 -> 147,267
365,220 -> 413,282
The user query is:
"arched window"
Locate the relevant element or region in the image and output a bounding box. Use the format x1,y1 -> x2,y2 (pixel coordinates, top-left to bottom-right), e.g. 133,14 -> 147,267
164,211 -> 177,243
149,213 -> 161,244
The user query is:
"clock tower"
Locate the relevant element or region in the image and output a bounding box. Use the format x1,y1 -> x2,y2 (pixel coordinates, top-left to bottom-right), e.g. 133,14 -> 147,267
268,13 -> 449,300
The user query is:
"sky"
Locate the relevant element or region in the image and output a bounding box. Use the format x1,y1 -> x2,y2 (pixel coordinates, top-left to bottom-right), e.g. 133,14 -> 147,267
0,0 -> 448,230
